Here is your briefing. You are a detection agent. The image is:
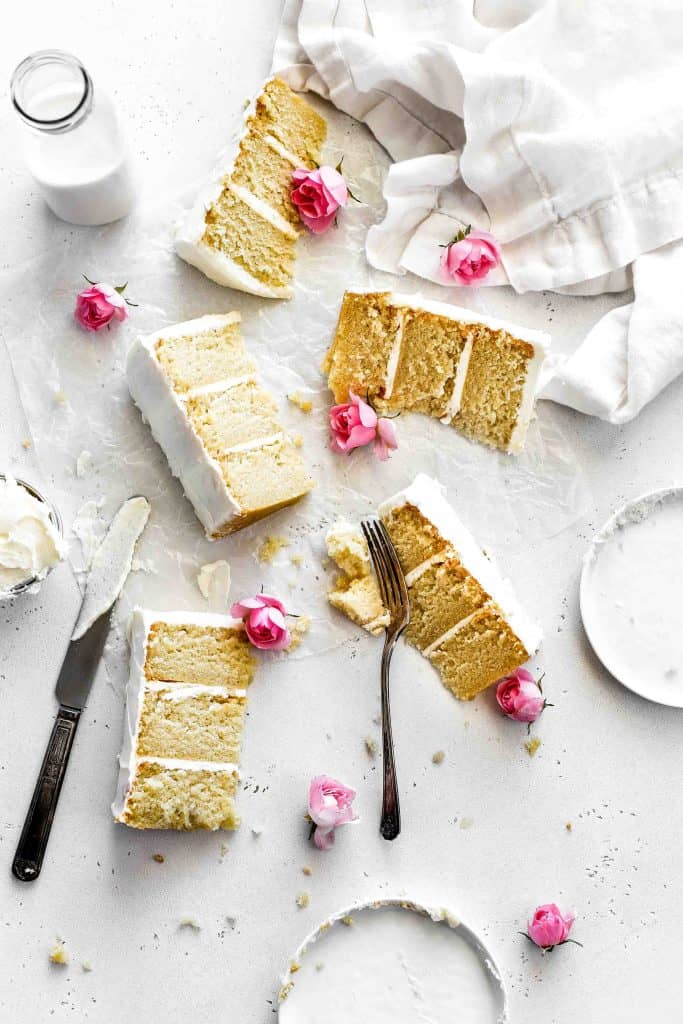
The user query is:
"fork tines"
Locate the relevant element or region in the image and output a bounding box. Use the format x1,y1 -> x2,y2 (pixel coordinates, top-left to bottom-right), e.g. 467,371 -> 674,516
361,518 -> 410,626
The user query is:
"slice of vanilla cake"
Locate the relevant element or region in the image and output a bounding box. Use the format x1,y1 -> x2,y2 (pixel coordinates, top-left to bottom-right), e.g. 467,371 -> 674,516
323,291 -> 550,453
379,475 -> 542,699
175,77 -> 327,298
113,609 -> 256,831
127,313 -> 314,538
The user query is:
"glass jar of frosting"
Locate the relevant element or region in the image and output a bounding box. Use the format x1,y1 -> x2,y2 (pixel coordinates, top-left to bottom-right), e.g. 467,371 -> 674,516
10,50 -> 136,226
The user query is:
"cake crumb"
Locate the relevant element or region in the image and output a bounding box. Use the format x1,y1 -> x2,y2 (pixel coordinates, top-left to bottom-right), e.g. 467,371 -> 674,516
341,915 -> 354,927
152,853 -> 165,863
53,389 -> 69,406
287,615 -> 311,653
279,982 -> 294,1003
565,821 -> 572,832
525,737 -> 542,757
296,892 -> 310,909
292,434 -> 304,448
302,865 -> 313,876
49,942 -> 68,965
258,534 -> 290,563
21,439 -> 32,450
289,960 -> 301,974
226,914 -> 238,930
289,391 -> 313,413
179,917 -> 201,930
432,750 -> 445,765
220,843 -> 230,859
365,736 -> 378,758
290,554 -> 304,567
81,961 -> 93,973
459,816 -> 474,830
315,961 -> 325,972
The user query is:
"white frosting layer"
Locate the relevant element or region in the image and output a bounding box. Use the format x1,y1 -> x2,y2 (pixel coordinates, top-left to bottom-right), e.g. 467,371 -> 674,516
379,474 -> 542,657
278,899 -> 507,1023
126,317 -> 243,538
0,476 -> 65,593
112,607 -> 246,822
388,292 -> 551,350
72,496 -> 150,640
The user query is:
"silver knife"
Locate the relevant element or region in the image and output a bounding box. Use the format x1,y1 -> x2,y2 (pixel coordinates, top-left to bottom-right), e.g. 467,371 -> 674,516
12,496 -> 150,882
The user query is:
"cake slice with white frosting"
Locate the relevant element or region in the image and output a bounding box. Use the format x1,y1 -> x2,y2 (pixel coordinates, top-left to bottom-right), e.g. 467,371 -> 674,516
113,609 -> 256,830
323,291 -> 550,453
127,313 -> 313,538
175,77 -> 327,298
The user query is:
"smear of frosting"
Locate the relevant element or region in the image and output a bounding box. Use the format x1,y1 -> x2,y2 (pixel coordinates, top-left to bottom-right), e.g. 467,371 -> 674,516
72,496 -> 150,640
197,560 -> 231,607
0,476 -> 65,593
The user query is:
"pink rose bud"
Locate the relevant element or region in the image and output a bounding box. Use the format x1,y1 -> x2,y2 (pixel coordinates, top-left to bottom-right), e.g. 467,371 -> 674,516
308,774 -> 358,850
329,391 -> 399,461
496,668 -> 546,723
291,165 -> 348,234
230,594 -> 291,651
74,281 -> 129,332
527,904 -> 576,950
440,227 -> 501,286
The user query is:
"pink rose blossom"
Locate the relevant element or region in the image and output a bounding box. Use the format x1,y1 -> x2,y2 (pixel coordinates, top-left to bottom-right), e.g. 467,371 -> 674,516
329,391 -> 398,461
308,774 -> 358,850
291,165 -> 348,234
496,669 -> 546,723
527,904 -> 576,950
231,594 -> 291,651
440,227 -> 501,286
74,281 -> 128,332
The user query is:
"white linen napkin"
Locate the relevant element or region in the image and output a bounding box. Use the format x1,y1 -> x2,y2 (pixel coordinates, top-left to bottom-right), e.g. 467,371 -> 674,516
273,0 -> 683,424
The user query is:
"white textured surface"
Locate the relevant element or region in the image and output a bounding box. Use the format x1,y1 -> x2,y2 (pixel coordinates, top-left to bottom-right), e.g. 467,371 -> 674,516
1,4 -> 683,1024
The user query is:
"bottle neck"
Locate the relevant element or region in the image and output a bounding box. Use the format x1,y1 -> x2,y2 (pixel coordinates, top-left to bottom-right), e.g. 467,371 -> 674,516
11,50 -> 93,134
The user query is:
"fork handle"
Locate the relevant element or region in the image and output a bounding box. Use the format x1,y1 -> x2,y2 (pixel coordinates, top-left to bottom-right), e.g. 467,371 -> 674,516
12,706 -> 80,882
380,641 -> 401,840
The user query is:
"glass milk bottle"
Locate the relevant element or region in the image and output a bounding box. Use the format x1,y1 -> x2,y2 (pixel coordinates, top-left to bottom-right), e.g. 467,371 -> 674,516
10,50 -> 135,226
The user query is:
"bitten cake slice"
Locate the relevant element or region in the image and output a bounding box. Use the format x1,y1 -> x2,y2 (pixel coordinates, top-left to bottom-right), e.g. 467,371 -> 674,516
326,520 -> 389,636
127,313 -> 314,538
380,475 -> 542,700
175,77 -> 327,298
113,609 -> 257,831
324,291 -> 550,452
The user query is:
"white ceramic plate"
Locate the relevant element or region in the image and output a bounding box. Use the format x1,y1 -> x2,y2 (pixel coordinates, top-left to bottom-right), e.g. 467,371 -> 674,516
278,898 -> 508,1024
580,487 -> 683,707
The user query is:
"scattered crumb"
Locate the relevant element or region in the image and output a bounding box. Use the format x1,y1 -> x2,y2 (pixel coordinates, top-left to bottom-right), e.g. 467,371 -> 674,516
296,892 -> 310,909
287,615 -> 311,653
365,736 -> 378,758
279,982 -> 294,1003
197,560 -> 231,604
292,434 -> 304,448
443,910 -> 460,929
179,918 -> 201,930
290,554 -> 304,567
463,720 -> 470,729
566,822 -> 572,832
75,450 -> 93,478
258,534 -> 290,563
288,391 -> 313,413
21,439 -> 31,450
302,865 -> 313,876
81,961 -> 93,973
226,914 -> 237,930
49,942 -> 68,965
220,843 -> 230,859
289,961 -> 301,974
525,737 -> 542,757
341,915 -> 354,927
152,853 -> 164,864
459,816 -> 474,830
432,750 -> 445,765
315,961 -> 325,972
53,389 -> 69,406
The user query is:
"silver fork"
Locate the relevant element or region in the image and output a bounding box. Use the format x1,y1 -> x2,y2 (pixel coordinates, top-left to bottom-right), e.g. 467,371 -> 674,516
361,517 -> 410,840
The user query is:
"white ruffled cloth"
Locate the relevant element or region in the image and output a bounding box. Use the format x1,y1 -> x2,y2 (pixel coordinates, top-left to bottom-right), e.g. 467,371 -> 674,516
273,0 -> 683,424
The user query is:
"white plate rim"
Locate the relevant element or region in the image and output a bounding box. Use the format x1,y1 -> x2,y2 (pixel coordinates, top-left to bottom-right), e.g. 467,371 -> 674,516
277,896 -> 509,1022
579,485 -> 683,708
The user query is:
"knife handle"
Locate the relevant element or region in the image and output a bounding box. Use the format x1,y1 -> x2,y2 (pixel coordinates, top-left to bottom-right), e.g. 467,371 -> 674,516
12,707 -> 80,882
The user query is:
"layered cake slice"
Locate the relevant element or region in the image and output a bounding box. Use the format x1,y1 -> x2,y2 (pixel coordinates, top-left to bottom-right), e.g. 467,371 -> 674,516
175,77 -> 327,298
380,475 -> 542,699
113,609 -> 256,830
323,291 -> 550,452
324,476 -> 542,700
127,313 -> 314,538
